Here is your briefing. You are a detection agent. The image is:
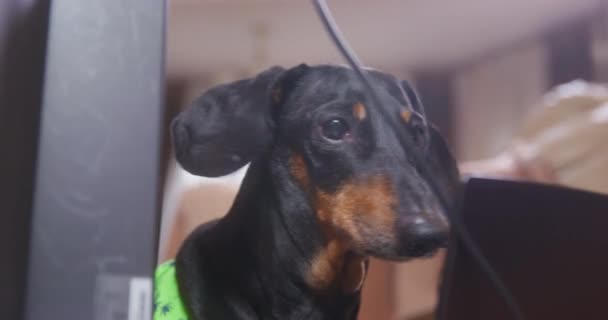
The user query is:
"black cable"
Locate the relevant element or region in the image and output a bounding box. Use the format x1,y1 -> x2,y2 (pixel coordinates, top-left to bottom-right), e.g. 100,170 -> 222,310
311,1 -> 526,320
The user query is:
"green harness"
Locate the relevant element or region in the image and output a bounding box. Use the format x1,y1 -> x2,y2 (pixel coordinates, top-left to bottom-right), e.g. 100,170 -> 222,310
154,260 -> 189,320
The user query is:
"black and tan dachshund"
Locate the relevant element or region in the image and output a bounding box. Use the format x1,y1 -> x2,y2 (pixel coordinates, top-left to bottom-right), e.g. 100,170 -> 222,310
171,64 -> 460,320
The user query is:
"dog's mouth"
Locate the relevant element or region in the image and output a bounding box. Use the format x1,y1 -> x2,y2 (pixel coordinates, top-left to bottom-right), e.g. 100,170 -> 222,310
366,243 -> 444,262
354,214 -> 449,261
403,240 -> 446,258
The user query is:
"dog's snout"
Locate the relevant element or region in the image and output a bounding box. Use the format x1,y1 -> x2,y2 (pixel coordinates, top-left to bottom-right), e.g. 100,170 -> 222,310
412,224 -> 448,254
401,218 -> 449,257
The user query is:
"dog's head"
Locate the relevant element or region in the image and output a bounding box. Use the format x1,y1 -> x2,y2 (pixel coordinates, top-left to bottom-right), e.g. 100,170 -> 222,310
172,64 -> 459,260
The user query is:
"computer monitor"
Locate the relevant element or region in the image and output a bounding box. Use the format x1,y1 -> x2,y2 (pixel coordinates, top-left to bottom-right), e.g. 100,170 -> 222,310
439,177 -> 608,320
1,1 -> 166,319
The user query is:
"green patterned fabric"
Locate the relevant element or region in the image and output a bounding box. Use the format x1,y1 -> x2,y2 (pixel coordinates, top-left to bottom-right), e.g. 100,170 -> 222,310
154,260 -> 189,320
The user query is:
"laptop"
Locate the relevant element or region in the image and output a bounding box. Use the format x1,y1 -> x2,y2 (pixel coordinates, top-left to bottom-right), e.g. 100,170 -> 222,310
439,177 -> 608,320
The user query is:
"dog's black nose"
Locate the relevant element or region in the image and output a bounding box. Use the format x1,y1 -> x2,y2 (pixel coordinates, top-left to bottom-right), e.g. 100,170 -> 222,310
404,220 -> 449,257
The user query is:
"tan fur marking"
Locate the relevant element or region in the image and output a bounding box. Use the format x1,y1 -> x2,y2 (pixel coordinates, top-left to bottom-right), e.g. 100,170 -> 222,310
309,175 -> 396,292
401,110 -> 412,123
353,102 -> 367,120
309,240 -> 345,289
289,153 -> 309,190
317,175 -> 397,243
309,240 -> 368,294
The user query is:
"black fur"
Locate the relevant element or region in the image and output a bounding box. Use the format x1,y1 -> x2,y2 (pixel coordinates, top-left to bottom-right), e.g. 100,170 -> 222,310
171,64 -> 460,319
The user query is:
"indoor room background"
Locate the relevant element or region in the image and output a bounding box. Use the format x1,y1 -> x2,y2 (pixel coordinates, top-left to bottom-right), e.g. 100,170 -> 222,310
158,1 -> 608,319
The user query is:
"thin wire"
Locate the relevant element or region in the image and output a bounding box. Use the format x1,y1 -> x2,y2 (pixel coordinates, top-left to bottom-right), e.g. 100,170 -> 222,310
311,1 -> 526,320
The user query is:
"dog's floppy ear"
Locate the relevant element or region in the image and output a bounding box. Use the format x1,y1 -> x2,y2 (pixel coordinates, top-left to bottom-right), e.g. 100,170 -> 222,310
171,65 -> 309,177
425,125 -> 461,205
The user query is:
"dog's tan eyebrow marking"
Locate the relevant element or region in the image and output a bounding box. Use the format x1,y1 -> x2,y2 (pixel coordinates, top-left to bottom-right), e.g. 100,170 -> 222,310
353,102 -> 367,120
401,110 -> 412,123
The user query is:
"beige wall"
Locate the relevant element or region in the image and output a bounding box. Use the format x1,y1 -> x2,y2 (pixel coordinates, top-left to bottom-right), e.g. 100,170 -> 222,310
591,9 -> 608,83
453,42 -> 549,161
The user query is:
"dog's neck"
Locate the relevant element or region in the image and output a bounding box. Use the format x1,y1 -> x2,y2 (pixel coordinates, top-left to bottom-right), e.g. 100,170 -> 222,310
197,152 -> 366,319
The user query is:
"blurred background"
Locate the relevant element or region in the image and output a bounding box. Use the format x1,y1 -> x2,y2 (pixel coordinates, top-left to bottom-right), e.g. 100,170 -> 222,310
158,0 -> 608,319
5,0 -> 608,319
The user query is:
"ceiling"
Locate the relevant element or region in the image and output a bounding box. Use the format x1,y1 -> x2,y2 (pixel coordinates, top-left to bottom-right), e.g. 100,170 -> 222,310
167,0 -> 602,78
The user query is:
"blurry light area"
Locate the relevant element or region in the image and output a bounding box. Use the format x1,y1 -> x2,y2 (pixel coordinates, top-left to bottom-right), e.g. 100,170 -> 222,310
167,0 -> 600,79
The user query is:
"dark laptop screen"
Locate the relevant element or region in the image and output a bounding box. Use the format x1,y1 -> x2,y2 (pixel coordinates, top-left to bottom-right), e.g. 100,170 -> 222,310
440,178 -> 608,320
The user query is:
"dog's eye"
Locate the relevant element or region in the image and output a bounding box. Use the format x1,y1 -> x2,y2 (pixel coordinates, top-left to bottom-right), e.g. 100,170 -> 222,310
321,118 -> 350,141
